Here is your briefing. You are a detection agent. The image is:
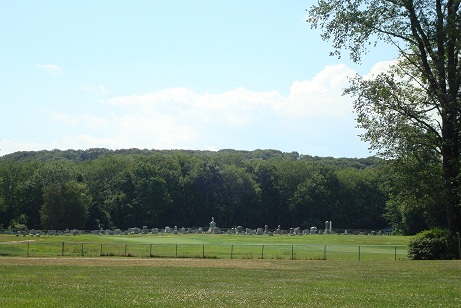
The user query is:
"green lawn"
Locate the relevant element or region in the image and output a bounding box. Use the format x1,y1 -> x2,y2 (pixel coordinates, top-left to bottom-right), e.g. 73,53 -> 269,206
0,233 -> 410,260
1,234 -> 459,307
0,257 -> 460,307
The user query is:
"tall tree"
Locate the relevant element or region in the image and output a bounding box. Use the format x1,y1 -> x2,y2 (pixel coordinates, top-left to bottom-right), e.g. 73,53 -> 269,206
40,180 -> 91,230
308,0 -> 461,233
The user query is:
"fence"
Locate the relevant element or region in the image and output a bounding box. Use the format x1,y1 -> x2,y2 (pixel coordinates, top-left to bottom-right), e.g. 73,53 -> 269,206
0,242 -> 408,260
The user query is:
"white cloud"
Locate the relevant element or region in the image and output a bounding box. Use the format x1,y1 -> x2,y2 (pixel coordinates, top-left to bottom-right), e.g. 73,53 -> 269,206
28,64 -> 370,156
363,60 -> 397,80
57,135 -> 121,150
42,109 -> 110,129
104,65 -> 355,130
35,64 -> 63,76
108,87 -> 197,106
283,64 -> 356,118
204,145 -> 218,151
0,139 -> 45,156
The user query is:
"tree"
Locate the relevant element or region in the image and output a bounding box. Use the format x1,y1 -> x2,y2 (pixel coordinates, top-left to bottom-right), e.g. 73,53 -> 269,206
40,180 -> 91,230
336,167 -> 388,229
0,161 -> 39,229
308,0 -> 461,233
220,165 -> 261,227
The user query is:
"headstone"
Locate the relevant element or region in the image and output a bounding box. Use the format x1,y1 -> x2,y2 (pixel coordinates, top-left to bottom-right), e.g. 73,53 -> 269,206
208,217 -> 216,233
133,227 -> 141,234
151,228 -> 158,234
264,225 -> 268,234
236,226 -> 243,234
256,228 -> 263,235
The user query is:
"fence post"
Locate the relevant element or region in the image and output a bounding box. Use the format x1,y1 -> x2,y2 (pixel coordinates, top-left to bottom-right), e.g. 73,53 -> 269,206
230,244 -> 233,259
261,245 -> 264,259
81,243 -> 84,256
175,244 -> 178,258
202,244 -> 205,258
124,244 -> 127,257
100,244 -> 103,256
291,245 -> 294,260
324,245 -> 327,260
150,244 -> 152,257
358,245 -> 361,261
394,246 -> 397,261
62,242 -> 64,256
27,242 -> 30,257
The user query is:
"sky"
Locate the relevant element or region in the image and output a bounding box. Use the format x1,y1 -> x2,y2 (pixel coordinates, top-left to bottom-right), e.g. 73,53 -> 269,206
0,1 -> 399,158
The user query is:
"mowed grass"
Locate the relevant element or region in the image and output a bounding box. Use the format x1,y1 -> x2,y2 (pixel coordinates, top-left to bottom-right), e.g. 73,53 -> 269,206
0,233 -> 410,260
0,257 -> 460,307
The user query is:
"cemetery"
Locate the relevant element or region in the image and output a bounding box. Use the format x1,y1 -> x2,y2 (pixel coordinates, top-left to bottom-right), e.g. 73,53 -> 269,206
0,218 -> 408,261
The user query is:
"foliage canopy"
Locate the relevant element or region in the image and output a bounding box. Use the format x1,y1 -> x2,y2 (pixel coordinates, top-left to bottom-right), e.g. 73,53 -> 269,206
308,0 -> 461,232
0,149 -> 388,232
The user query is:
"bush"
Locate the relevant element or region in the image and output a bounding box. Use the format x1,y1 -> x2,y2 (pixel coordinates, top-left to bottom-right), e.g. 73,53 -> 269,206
408,228 -> 458,260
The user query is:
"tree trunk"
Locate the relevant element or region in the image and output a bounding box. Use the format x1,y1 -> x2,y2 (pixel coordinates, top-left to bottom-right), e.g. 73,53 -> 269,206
442,115 -> 461,233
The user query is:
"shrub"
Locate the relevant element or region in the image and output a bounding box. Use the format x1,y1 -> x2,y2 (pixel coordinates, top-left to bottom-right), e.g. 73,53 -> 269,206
408,227 -> 458,260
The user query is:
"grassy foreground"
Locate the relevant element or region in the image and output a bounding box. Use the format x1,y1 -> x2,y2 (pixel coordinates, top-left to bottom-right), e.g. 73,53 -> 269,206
0,257 -> 460,307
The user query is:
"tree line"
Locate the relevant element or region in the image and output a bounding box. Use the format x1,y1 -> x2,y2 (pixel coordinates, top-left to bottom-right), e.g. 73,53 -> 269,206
0,148 -> 395,233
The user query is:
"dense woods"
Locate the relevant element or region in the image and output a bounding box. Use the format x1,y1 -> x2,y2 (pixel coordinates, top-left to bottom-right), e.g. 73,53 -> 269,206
0,148 -> 393,232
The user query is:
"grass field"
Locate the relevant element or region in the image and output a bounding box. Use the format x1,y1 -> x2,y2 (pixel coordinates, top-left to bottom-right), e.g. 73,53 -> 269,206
1,234 -> 460,306
0,233 -> 410,261
0,257 -> 460,307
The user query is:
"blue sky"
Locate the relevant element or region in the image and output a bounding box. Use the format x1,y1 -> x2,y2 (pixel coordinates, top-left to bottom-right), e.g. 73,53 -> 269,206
1,1 -> 398,158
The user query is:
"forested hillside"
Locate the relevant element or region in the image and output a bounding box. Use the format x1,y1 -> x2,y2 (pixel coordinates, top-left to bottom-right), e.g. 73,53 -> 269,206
1,148 -> 390,232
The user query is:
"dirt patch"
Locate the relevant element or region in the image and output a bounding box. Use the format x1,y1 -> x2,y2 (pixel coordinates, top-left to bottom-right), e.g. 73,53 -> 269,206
0,240 -> 36,244
0,256 -> 308,269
